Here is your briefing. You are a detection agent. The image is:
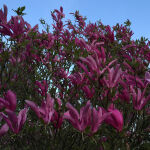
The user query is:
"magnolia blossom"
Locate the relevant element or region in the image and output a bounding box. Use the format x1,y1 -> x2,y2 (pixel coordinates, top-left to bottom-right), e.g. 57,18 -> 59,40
104,64 -> 122,88
64,101 -> 111,133
0,90 -> 16,111
51,111 -> 63,129
145,72 -> 150,82
0,108 -> 28,134
130,86 -> 150,110
90,107 -> 110,134
35,80 -> 48,96
104,104 -> 123,132
25,94 -> 54,124
64,101 -> 91,131
0,123 -> 9,137
82,85 -> 95,99
78,54 -> 117,81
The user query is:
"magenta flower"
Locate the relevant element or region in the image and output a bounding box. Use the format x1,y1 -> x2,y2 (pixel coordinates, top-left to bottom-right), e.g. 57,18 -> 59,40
51,97 -> 63,129
118,88 -> 130,103
105,104 -> 123,132
91,107 -> 110,133
1,108 -> 28,134
0,123 -> 9,137
0,5 -> 12,36
0,90 -> 16,111
145,72 -> 150,82
130,86 -> 150,110
25,94 -> 54,124
78,54 -> 117,81
64,101 -> 91,131
51,111 -> 63,129
8,16 -> 30,38
35,80 -> 48,96
82,85 -> 95,99
69,72 -> 86,86
126,74 -> 144,88
104,64 -> 122,88
118,80 -> 130,103
0,5 -> 7,24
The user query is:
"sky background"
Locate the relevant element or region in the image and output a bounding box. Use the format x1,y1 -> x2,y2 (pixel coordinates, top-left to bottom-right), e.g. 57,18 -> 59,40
0,0 -> 150,40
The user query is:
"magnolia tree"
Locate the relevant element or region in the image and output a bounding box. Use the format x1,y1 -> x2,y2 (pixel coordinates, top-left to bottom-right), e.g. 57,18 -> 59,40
0,5 -> 150,150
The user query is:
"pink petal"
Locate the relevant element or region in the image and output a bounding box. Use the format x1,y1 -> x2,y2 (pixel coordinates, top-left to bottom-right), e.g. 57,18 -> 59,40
25,100 -> 40,118
5,90 -> 16,111
80,101 -> 91,131
63,111 -> 80,130
1,112 -> 15,132
17,108 -> 28,132
0,123 -> 9,137
66,103 -> 80,121
145,72 -> 150,82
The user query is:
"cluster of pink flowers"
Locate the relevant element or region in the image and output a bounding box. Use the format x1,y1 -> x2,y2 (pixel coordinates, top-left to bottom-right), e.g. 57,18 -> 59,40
0,4 -> 150,149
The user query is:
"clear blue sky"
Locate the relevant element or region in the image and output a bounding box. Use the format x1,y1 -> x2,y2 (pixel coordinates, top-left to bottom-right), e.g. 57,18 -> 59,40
0,0 -> 150,40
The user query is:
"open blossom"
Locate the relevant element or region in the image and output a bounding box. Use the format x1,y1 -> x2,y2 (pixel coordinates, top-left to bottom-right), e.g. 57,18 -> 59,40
130,85 -> 150,110
104,64 -> 122,88
51,97 -> 63,129
104,104 -> 123,132
64,101 -> 111,133
145,71 -> 150,82
25,94 -> 54,124
51,111 -> 63,129
90,107 -> 110,134
35,80 -> 48,96
82,85 -> 95,99
0,90 -> 16,111
0,108 -> 28,134
64,101 -> 91,131
0,123 -> 9,137
118,80 -> 130,103
126,74 -> 145,89
0,5 -> 7,24
77,54 -> 117,81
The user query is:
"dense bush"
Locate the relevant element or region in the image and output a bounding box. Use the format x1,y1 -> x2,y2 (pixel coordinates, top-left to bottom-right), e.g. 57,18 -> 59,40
0,5 -> 150,149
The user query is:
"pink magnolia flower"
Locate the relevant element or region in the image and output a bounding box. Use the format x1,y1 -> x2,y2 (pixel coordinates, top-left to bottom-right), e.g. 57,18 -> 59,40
82,85 -> 95,99
123,61 -> 134,73
145,72 -> 150,82
64,101 -> 91,131
0,90 -> 16,111
0,5 -> 7,24
0,123 -> 9,137
51,7 -> 65,32
25,94 -> 54,124
35,80 -> 48,96
130,86 -> 150,110
118,88 -> 130,103
51,111 -> 63,129
8,16 -> 30,38
118,80 -> 130,103
80,55 -> 101,75
68,72 -> 86,86
75,38 -> 87,49
1,108 -> 28,134
90,107 -> 110,134
105,104 -> 123,132
126,74 -> 144,88
104,64 -> 122,88
51,97 -> 63,129
77,54 -> 117,80
0,5 -> 12,36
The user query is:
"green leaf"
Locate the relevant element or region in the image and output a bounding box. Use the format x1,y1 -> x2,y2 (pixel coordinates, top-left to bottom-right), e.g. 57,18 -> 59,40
12,6 -> 26,16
